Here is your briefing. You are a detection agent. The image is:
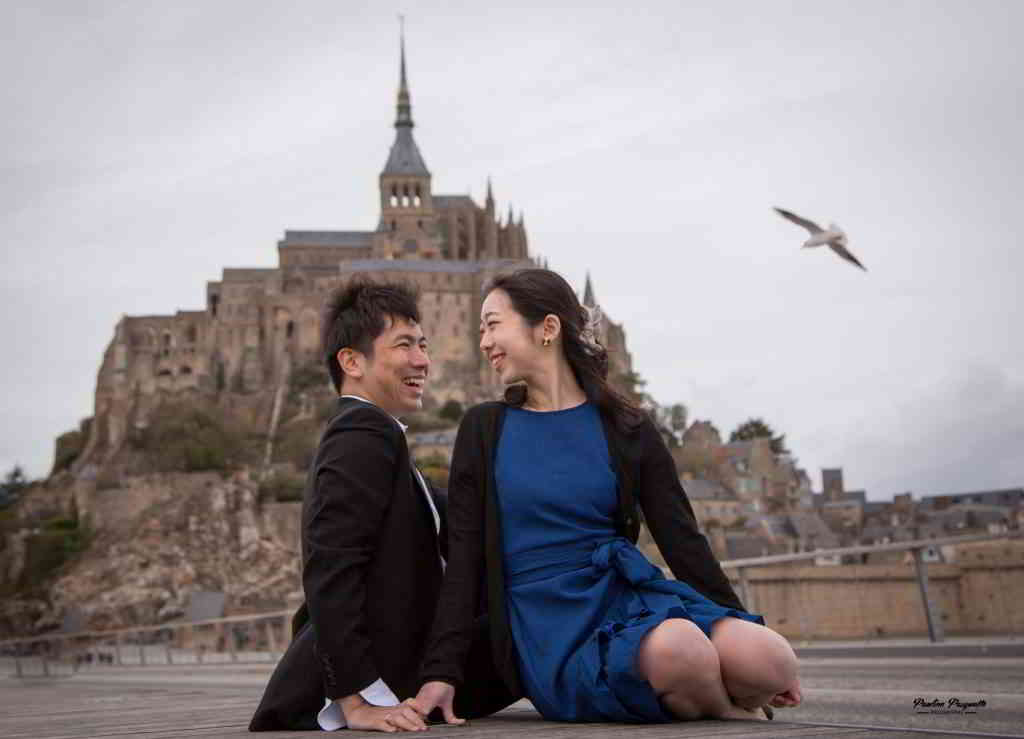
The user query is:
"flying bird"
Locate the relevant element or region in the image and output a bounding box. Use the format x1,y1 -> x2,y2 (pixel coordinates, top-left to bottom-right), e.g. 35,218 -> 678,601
773,207 -> 867,271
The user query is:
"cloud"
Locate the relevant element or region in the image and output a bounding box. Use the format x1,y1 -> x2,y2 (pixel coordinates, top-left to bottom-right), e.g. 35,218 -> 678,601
832,363 -> 1024,498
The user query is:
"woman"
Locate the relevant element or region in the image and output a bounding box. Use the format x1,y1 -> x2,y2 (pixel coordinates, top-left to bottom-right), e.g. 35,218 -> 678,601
415,268 -> 801,725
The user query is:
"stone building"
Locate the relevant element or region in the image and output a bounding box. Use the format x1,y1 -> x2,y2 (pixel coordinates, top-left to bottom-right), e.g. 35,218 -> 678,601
72,38 -> 633,475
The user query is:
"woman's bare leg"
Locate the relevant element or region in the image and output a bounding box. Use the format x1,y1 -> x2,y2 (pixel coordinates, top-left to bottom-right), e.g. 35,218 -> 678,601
710,617 -> 800,710
635,618 -> 763,720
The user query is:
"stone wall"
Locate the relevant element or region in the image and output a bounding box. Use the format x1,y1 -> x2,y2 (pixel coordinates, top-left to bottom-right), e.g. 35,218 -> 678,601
731,556 -> 1024,639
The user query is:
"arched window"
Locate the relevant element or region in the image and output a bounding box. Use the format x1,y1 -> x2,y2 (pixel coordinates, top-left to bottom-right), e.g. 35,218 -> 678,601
180,366 -> 192,375
185,325 -> 197,343
286,321 -> 295,339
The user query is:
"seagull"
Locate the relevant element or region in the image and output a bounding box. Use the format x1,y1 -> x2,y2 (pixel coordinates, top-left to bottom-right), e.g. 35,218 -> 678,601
773,207 -> 867,271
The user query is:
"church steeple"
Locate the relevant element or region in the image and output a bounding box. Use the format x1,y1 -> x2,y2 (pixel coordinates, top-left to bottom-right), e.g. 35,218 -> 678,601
374,22 -> 439,259
382,20 -> 429,177
395,19 -> 413,129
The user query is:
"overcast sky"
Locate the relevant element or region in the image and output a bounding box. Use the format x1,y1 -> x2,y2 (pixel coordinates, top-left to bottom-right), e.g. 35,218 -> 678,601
3,1 -> 1022,500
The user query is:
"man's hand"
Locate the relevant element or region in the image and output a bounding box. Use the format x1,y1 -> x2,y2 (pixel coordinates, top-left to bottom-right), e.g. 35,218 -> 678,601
341,695 -> 428,732
410,681 -> 464,725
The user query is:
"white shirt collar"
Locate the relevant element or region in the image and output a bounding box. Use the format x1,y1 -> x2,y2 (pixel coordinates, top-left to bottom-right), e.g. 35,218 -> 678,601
340,394 -> 408,433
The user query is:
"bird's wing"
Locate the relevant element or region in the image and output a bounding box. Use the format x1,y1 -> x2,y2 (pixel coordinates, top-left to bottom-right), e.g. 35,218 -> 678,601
774,207 -> 824,234
829,242 -> 867,271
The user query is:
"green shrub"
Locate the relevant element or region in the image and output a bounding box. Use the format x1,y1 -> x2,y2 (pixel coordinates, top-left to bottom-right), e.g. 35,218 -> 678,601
53,428 -> 85,474
415,452 -> 449,470
19,519 -> 92,591
272,419 -> 321,472
290,363 -> 330,394
420,466 -> 449,488
438,399 -> 464,422
136,403 -> 246,473
259,473 -> 306,502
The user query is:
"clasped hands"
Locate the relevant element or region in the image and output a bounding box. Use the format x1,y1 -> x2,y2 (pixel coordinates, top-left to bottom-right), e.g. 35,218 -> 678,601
341,681 -> 462,733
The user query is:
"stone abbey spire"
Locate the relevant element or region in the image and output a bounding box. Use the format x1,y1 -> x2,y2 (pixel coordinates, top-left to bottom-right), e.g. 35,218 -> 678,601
382,22 -> 429,177
375,23 -> 440,258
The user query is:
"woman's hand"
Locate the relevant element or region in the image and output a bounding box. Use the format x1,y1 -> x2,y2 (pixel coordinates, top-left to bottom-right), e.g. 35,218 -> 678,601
410,681 -> 464,725
768,676 -> 803,708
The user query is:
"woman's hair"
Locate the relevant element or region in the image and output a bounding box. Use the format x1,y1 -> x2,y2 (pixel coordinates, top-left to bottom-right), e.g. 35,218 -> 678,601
484,268 -> 644,431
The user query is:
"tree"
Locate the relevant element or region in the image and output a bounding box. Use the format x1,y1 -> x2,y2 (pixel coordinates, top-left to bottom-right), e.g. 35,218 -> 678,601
669,403 -> 688,434
729,418 -> 789,456
439,399 -> 464,423
0,465 -> 28,508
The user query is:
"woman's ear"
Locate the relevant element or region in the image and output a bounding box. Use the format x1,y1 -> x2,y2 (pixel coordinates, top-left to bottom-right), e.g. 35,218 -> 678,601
542,314 -> 562,343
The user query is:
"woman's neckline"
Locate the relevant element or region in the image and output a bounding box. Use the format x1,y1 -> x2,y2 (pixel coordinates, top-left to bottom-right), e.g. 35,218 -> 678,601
512,400 -> 590,416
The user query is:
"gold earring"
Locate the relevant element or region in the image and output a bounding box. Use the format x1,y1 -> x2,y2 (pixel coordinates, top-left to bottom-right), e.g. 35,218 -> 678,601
543,337 -> 551,347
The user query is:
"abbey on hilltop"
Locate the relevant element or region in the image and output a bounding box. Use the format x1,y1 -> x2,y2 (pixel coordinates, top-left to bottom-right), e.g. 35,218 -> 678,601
74,35 -> 633,474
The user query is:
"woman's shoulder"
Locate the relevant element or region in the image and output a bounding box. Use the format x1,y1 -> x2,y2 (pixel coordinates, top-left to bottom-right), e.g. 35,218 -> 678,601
462,400 -> 506,423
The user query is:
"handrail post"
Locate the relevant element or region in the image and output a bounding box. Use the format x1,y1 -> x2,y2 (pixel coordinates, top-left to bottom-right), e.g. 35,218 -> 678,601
737,567 -> 756,614
912,546 -> 944,643
114,633 -> 123,666
225,622 -> 238,662
264,618 -> 280,659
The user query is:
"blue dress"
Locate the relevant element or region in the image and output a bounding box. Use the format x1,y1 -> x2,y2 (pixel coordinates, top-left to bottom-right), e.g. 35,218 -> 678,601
495,402 -> 764,722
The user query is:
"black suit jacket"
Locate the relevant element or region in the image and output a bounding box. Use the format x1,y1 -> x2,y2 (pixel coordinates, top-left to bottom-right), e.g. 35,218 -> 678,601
419,400 -> 747,697
297,396 -> 445,701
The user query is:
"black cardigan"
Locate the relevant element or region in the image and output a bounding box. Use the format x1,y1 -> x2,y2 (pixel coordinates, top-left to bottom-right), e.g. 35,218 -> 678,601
420,401 -> 746,696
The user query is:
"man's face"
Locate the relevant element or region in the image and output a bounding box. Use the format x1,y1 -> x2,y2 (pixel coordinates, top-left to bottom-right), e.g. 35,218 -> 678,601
358,316 -> 430,417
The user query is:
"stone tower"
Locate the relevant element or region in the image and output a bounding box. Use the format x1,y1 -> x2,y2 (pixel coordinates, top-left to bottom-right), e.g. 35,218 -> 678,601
373,31 -> 442,261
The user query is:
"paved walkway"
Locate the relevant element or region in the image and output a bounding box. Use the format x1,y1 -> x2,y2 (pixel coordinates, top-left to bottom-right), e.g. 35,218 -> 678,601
2,655 -> 1022,738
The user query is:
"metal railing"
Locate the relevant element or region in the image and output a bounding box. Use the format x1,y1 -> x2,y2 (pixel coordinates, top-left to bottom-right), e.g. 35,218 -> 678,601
718,531 -> 1022,643
2,532 -> 1020,677
1,610 -> 290,678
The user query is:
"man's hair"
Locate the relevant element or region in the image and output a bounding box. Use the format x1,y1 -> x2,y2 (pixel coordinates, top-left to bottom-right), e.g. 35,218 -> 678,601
321,275 -> 421,393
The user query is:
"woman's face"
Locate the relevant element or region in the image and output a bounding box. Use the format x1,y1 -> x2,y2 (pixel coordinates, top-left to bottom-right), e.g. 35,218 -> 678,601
479,288 -> 545,385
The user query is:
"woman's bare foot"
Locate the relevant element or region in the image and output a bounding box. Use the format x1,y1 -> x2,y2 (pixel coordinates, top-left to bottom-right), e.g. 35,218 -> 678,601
720,702 -> 768,721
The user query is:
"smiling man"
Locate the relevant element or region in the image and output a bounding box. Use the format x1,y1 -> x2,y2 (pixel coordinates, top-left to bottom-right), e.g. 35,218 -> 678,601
250,276 -> 515,732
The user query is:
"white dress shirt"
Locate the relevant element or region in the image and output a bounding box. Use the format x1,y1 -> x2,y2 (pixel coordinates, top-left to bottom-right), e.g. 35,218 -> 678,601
316,394 -> 443,730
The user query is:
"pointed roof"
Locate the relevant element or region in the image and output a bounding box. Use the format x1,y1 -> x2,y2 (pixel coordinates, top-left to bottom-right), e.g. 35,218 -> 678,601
383,23 -> 429,177
485,177 -> 494,206
583,271 -> 596,307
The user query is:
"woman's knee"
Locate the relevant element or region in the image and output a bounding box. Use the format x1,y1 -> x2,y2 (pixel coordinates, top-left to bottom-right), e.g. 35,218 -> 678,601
636,619 -> 719,689
714,621 -> 798,693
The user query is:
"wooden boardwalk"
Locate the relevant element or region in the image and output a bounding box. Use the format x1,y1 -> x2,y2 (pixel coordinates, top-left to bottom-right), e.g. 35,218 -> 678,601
2,659 -> 1021,738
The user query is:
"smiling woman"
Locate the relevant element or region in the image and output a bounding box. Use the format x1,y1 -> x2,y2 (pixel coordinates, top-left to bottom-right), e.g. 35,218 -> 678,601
416,268 -> 801,726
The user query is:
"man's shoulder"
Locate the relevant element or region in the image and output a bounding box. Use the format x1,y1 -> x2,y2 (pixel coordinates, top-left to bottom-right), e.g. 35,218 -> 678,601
323,398 -> 403,437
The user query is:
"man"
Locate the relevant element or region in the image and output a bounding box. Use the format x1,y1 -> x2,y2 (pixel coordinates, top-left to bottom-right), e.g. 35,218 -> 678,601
250,277 -> 514,732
